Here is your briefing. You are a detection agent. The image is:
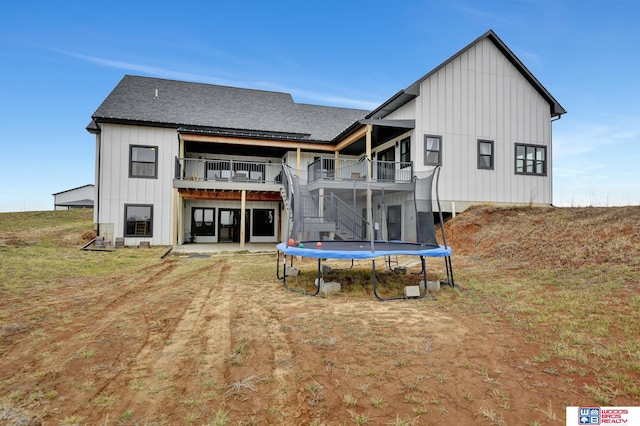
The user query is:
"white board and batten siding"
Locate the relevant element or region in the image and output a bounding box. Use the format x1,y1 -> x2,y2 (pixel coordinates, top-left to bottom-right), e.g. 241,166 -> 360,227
391,38 -> 553,211
97,124 -> 178,246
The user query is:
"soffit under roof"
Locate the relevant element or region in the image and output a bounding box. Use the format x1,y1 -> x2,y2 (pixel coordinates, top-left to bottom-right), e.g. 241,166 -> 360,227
339,119 -> 415,156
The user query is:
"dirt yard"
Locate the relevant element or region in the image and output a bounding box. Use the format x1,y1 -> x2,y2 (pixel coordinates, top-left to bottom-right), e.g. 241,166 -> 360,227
1,206 -> 639,425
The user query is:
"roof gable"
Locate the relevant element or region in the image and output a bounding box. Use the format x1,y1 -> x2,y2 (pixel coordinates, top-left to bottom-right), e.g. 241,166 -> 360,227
368,29 -> 566,119
52,184 -> 95,196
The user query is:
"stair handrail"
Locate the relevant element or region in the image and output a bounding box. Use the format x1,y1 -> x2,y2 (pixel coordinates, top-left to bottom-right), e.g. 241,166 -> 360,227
328,192 -> 368,240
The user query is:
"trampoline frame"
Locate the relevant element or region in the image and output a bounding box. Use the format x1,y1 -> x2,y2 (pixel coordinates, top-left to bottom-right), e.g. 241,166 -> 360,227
276,241 -> 452,300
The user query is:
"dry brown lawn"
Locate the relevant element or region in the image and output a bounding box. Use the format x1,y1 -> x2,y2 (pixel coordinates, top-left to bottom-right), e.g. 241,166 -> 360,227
1,206 -> 639,425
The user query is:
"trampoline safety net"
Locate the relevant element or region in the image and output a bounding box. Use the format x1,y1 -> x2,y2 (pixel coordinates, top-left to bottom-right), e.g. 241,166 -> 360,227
276,160 -> 455,300
281,162 -> 446,250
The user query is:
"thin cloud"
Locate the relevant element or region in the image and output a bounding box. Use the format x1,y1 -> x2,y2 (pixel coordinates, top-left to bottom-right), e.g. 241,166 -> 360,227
554,121 -> 639,160
285,87 -> 380,110
454,3 -> 520,25
554,163 -> 606,178
56,49 -> 380,110
56,50 -> 237,85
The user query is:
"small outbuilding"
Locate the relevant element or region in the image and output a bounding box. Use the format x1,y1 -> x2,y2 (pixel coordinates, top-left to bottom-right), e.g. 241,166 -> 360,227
53,184 -> 94,210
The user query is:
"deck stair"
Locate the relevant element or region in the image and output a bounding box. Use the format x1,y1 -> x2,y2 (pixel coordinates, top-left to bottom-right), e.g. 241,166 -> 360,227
280,164 -> 368,242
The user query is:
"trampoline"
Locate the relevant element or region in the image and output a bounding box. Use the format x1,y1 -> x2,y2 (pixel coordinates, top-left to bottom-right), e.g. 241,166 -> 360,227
276,162 -> 455,301
276,240 -> 451,259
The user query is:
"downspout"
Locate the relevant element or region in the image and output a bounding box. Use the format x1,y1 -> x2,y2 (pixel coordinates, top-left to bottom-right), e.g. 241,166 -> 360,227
95,120 -> 101,238
175,132 -> 183,247
549,113 -> 561,206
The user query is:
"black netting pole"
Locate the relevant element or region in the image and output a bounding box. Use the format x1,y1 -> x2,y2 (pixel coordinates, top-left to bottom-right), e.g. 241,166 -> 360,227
366,158 -> 375,253
412,175 -> 420,243
434,165 -> 448,248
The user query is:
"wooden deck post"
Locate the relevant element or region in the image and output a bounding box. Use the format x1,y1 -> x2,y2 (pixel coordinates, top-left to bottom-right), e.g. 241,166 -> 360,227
240,190 -> 246,248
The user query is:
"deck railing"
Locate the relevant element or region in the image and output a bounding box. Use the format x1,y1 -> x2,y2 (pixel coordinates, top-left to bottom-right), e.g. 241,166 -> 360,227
175,158 -> 283,184
307,157 -> 413,183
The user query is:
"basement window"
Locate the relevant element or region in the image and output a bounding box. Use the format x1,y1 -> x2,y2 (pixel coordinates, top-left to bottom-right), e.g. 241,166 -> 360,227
124,204 -> 153,237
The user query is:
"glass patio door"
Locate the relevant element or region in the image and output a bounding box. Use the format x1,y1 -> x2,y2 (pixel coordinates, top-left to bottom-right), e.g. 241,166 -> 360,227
218,209 -> 249,243
377,147 -> 396,181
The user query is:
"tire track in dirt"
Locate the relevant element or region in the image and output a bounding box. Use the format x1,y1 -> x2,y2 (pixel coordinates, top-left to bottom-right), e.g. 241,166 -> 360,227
0,260 -> 180,334
128,259 -> 234,420
0,259 -> 217,424
0,260 -> 181,371
238,292 -> 297,419
84,262 -> 217,395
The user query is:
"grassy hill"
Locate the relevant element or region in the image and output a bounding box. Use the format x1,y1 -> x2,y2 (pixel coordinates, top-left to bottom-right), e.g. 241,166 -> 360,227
446,204 -> 640,268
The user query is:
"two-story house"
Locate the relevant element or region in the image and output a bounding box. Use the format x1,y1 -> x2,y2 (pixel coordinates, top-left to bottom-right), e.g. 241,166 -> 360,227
87,29 -> 565,248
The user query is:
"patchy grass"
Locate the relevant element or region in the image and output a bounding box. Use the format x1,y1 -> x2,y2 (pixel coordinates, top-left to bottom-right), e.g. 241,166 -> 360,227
1,207 -> 640,424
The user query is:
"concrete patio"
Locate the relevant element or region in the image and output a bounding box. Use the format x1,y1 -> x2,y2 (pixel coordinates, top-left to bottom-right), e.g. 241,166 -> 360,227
171,243 -> 278,255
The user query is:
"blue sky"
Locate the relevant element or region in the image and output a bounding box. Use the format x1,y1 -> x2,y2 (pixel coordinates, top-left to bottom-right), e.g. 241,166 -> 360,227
1,0 -> 639,212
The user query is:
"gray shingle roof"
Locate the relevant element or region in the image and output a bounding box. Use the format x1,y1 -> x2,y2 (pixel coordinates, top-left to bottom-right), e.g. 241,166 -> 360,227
296,104 -> 369,141
92,75 -> 369,141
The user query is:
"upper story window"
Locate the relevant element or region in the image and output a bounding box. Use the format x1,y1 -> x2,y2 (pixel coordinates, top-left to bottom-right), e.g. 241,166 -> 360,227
130,145 -> 158,178
424,135 -> 441,165
515,144 -> 547,176
478,140 -> 494,170
399,137 -> 411,167
124,204 -> 153,237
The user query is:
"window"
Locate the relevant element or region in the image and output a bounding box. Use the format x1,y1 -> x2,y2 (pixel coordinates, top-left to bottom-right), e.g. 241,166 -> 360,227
125,204 -> 153,237
252,209 -> 275,236
478,140 -> 494,170
515,144 -> 547,175
129,145 -> 158,178
192,207 -> 215,236
399,137 -> 411,167
424,135 -> 441,165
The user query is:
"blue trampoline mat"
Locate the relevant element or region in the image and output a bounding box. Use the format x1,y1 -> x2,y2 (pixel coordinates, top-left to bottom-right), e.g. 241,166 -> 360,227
276,240 -> 452,260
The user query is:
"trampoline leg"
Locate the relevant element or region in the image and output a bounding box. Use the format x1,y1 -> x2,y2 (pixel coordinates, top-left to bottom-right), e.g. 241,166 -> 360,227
314,258 -> 322,296
281,255 -> 321,297
281,253 -> 288,287
279,252 -> 295,280
444,256 -> 458,289
419,256 -> 428,298
276,250 -> 284,281
372,259 -> 383,301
